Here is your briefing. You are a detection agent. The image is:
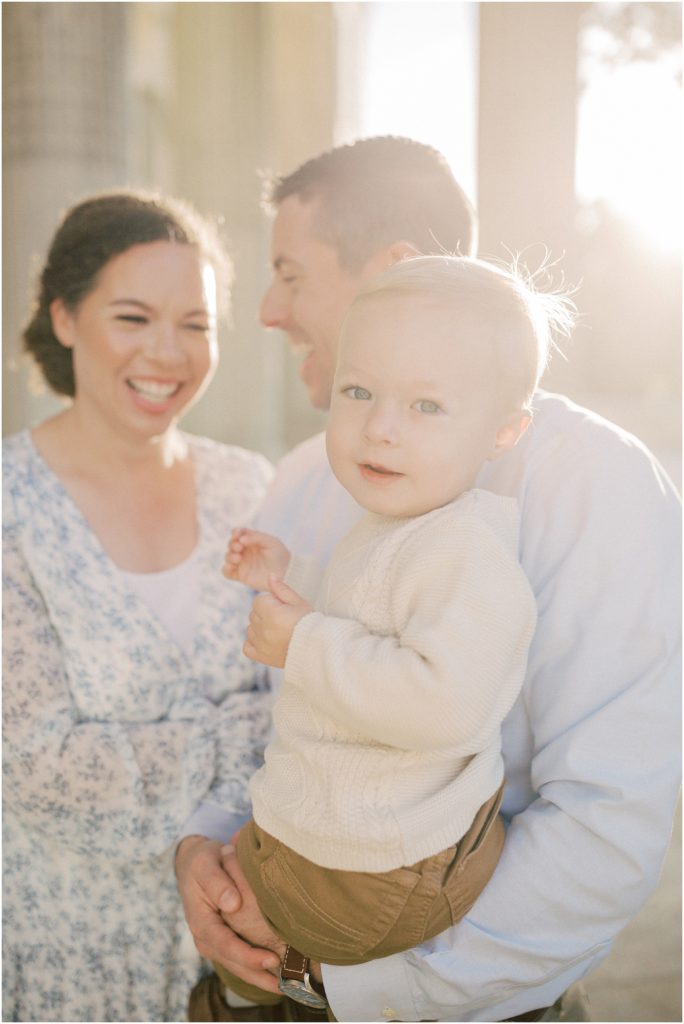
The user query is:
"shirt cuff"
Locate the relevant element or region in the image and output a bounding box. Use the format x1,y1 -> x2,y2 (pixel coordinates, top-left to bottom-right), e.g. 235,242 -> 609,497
178,802 -> 251,846
322,953 -> 419,1023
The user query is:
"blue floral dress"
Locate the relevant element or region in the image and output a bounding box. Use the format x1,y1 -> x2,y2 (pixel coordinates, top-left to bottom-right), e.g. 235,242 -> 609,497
2,431 -> 273,1022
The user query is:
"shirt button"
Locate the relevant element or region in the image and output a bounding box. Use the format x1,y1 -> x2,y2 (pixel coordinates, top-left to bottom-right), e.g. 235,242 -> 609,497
382,1009 -> 397,1020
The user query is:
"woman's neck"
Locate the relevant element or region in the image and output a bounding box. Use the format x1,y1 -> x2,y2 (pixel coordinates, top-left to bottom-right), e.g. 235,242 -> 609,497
32,406 -> 187,481
31,407 -> 198,573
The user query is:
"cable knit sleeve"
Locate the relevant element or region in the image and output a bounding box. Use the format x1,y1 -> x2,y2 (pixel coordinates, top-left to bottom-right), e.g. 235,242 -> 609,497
284,507 -> 537,753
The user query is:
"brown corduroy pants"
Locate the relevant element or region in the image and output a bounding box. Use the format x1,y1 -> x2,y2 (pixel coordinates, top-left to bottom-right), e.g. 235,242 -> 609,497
211,784 -> 504,1012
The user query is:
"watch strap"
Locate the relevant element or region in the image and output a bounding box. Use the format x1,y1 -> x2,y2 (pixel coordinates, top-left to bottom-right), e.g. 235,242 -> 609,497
281,945 -> 308,983
279,945 -> 328,1007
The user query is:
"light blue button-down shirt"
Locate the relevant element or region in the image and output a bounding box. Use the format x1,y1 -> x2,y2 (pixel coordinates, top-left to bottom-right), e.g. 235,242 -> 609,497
188,391 -> 681,1022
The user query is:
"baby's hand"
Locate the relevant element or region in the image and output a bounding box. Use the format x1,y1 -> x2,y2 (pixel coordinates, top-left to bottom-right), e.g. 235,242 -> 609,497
223,529 -> 291,592
244,576 -> 313,668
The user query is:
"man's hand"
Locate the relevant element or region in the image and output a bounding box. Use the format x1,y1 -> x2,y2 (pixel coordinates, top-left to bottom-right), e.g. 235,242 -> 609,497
224,528 -> 291,592
244,576 -> 312,667
219,843 -> 287,960
175,835 -> 281,992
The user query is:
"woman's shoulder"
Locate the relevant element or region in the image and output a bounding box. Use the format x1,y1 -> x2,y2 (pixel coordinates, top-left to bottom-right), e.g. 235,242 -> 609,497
185,433 -> 274,525
3,431 -> 36,521
3,428 -> 32,470
185,432 -> 273,484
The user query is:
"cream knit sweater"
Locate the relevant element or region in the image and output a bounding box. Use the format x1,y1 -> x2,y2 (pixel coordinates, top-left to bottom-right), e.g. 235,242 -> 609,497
249,489 -> 537,872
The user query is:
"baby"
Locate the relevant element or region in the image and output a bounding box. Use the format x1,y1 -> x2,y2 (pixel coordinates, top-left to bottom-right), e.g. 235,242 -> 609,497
220,255 -> 572,1010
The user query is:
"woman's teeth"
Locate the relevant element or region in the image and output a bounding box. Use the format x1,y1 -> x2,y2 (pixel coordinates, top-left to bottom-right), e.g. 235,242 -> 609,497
127,379 -> 181,402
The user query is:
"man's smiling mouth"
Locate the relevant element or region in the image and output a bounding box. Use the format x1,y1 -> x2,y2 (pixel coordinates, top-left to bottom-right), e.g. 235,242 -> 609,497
288,337 -> 314,359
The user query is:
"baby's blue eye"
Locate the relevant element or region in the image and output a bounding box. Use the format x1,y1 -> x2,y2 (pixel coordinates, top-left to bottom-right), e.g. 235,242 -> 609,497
343,386 -> 372,400
415,399 -> 442,414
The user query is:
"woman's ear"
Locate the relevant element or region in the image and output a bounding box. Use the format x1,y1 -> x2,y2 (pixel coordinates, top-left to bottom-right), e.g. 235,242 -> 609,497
489,412 -> 531,461
49,298 -> 76,349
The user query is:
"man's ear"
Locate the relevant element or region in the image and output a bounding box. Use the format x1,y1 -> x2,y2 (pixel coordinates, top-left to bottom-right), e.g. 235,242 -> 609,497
489,412 -> 531,461
49,298 -> 76,349
362,240 -> 421,278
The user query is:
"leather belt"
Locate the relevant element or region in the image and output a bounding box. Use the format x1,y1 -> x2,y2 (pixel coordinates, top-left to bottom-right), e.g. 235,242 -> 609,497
503,1004 -> 553,1021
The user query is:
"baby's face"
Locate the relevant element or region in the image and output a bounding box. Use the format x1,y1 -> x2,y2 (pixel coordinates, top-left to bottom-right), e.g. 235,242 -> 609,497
326,294 -> 514,518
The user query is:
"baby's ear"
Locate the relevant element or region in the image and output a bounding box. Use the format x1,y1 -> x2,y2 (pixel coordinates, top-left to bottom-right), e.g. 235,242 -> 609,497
490,412 -> 531,460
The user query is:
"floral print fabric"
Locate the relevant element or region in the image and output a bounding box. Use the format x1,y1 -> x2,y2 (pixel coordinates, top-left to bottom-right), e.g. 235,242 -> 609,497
2,431 -> 273,1022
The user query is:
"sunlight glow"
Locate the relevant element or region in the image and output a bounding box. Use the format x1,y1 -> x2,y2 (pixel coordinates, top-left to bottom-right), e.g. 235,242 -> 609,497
576,58 -> 682,254
357,2 -> 478,205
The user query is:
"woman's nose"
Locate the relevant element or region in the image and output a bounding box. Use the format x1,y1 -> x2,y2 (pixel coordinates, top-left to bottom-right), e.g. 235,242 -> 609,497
146,323 -> 185,363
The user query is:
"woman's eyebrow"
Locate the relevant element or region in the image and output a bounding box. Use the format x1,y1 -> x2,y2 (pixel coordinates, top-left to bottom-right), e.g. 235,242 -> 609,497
273,256 -> 303,272
109,298 -> 152,310
108,299 -> 210,318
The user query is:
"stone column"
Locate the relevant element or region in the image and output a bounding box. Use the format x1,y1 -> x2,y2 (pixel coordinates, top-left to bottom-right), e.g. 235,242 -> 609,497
157,2 -> 338,457
2,2 -> 128,434
477,3 -> 587,259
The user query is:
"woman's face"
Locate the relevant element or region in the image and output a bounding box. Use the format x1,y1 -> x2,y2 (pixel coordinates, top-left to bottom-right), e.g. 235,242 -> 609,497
50,240 -> 219,441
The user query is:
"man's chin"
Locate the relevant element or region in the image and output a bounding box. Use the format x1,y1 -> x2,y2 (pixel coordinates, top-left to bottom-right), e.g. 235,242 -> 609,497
299,365 -> 332,411
307,390 -> 332,412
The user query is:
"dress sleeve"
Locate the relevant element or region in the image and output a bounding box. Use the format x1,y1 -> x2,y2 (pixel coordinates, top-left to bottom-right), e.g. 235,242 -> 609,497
3,521 -> 219,862
207,669 -> 272,817
285,515 -> 536,752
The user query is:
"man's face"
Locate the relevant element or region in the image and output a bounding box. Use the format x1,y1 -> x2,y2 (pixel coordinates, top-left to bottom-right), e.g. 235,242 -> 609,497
260,195 -> 373,410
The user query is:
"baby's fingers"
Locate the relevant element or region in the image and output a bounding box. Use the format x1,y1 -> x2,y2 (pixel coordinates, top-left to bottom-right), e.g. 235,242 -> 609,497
222,551 -> 241,579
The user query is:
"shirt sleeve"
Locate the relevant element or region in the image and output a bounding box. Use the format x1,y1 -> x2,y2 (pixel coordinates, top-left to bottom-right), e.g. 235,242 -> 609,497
207,670 -> 272,817
323,432 -> 682,1021
285,515 -> 536,753
178,802 -> 251,845
3,521 -> 219,861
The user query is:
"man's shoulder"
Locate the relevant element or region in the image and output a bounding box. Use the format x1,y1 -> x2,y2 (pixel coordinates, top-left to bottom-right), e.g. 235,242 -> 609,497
266,430 -> 341,509
274,430 -> 329,479
259,431 -> 361,558
514,390 -> 675,486
530,391 -> 653,456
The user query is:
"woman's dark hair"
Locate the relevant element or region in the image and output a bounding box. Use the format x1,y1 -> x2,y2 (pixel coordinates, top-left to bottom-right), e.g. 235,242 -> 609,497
23,189 -> 232,396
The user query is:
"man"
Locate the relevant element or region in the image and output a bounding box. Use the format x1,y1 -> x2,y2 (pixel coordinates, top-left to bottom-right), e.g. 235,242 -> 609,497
177,137 -> 681,1022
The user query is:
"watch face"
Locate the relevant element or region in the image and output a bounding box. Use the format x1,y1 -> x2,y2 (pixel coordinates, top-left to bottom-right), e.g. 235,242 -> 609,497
278,977 -> 328,1010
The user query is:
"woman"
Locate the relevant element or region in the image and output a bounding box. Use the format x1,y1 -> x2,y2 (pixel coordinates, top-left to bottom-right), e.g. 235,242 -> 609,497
3,191 -> 273,1022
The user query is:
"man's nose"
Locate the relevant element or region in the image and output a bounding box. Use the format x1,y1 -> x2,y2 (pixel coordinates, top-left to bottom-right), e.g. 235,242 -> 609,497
259,280 -> 289,329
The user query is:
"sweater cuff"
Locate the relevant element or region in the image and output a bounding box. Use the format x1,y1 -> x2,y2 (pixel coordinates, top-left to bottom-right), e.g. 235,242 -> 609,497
284,555 -> 324,605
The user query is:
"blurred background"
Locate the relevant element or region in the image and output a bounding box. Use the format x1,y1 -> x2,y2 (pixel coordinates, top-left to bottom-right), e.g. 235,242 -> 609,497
2,3 -> 681,1020
2,2 -> 682,485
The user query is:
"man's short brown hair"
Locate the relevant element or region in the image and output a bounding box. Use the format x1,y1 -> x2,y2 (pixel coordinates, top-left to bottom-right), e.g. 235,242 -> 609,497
263,136 -> 477,271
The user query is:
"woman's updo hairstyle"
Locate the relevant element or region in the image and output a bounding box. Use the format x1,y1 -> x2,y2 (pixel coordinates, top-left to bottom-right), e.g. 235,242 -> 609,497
23,189 -> 232,397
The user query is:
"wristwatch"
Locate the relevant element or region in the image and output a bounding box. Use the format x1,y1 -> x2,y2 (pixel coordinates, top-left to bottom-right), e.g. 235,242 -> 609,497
278,945 -> 328,1010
